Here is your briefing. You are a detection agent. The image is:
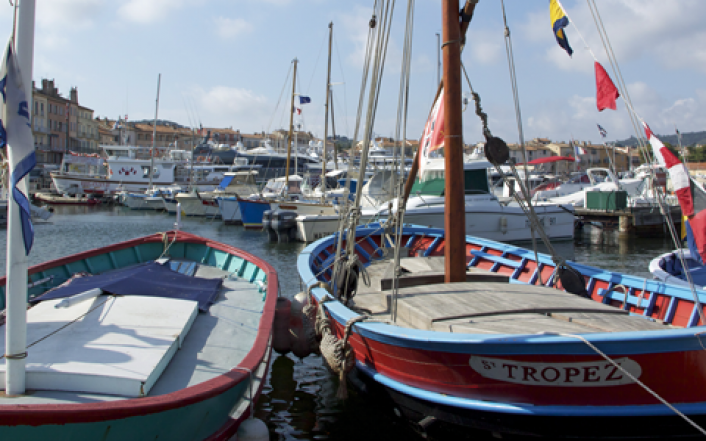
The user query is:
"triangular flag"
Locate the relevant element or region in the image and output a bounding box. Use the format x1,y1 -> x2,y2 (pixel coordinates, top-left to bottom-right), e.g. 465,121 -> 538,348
595,62 -> 620,111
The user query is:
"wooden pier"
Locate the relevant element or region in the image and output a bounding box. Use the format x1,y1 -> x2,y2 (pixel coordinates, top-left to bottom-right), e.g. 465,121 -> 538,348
574,204 -> 682,237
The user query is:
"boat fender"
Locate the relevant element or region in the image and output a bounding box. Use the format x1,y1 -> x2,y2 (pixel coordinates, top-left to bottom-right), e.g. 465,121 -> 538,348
272,298 -> 292,354
289,291 -> 312,358
557,264 -> 590,298
236,418 -> 269,441
290,323 -> 311,358
317,306 -> 357,400
301,282 -> 331,355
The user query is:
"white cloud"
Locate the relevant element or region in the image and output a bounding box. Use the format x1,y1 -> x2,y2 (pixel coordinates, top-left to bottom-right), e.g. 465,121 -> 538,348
466,29 -> 503,66
118,0 -> 185,24
37,0 -> 104,29
339,6 -> 375,67
190,86 -> 271,129
214,17 -> 254,40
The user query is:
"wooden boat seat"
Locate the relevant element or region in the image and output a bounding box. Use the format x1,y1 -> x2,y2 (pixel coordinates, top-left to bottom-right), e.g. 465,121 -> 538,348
351,259 -> 672,335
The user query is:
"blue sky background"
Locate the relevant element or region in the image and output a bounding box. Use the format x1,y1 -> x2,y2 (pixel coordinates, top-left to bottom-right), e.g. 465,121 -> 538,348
2,0 -> 704,145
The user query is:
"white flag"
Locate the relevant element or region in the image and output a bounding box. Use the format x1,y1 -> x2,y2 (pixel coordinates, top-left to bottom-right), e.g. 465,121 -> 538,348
1,40 -> 36,254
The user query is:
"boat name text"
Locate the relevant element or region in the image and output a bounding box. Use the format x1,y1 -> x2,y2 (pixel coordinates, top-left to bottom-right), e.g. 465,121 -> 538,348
469,356 -> 641,387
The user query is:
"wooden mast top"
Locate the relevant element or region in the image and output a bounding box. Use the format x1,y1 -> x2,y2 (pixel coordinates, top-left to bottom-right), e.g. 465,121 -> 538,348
285,58 -> 298,193
442,0 -> 466,283
402,0 -> 477,205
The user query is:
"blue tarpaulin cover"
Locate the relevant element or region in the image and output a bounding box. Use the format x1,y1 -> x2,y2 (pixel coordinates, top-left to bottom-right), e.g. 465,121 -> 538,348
32,261 -> 223,312
217,175 -> 234,190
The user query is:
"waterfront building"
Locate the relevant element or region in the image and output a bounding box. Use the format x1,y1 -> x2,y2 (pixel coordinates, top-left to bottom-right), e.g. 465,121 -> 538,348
32,80 -> 97,165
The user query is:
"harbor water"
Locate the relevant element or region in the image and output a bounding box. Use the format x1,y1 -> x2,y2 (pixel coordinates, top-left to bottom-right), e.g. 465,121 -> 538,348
0,205 -> 678,440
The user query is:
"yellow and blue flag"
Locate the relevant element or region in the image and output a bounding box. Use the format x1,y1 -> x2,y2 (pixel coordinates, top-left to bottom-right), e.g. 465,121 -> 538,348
550,0 -> 573,56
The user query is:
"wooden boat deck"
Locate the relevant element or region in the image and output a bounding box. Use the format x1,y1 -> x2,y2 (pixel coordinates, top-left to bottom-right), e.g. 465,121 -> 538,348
351,257 -> 672,334
0,263 -> 267,405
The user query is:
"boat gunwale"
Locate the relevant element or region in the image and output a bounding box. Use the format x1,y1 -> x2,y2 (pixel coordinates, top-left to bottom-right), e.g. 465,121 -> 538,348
0,230 -> 278,427
297,224 -> 706,355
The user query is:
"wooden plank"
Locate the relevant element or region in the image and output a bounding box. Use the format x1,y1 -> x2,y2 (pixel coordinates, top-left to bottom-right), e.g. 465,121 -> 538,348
432,314 -> 609,335
380,271 -> 508,291
431,307 -> 629,323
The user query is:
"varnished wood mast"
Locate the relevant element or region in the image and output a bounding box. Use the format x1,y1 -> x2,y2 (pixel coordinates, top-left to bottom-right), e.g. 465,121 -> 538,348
442,0 -> 468,283
285,59 -> 298,191
402,1 -> 477,205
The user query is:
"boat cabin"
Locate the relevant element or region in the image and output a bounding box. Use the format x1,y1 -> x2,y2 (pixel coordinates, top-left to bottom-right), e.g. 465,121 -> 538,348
262,175 -> 304,197
411,159 -> 491,196
216,171 -> 260,195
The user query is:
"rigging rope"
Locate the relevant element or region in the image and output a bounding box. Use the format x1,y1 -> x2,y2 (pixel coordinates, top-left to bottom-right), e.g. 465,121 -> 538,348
499,0 -> 544,285
578,0 -> 705,324
543,331 -> 706,437
334,0 -> 396,286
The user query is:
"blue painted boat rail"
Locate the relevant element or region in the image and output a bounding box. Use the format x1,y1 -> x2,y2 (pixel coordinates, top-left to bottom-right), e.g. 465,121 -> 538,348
297,224 -> 706,356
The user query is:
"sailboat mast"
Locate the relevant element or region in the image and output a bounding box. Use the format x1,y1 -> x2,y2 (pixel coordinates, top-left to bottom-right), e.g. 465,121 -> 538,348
285,58 -> 297,192
322,22 -> 333,194
402,0 -> 477,205
5,0 -> 36,396
148,74 -> 161,191
441,0 -> 466,283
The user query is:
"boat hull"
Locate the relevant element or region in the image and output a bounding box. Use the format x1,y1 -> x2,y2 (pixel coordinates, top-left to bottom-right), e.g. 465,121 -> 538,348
217,197 -> 243,225
124,194 -> 166,211
33,192 -> 101,205
352,363 -> 706,439
177,194 -> 221,217
296,203 -> 575,243
298,225 -> 706,438
238,199 -> 271,229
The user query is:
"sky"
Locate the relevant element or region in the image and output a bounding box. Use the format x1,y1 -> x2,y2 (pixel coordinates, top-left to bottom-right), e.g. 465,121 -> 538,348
1,0 -> 704,146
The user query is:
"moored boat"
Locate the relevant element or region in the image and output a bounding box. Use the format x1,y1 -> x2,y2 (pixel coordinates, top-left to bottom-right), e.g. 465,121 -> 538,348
0,230 -> 278,439
298,224 -> 706,438
178,171 -> 260,218
34,191 -> 101,206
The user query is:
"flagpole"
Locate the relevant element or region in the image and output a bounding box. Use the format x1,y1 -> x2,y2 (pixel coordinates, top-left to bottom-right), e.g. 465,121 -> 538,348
5,0 -> 35,396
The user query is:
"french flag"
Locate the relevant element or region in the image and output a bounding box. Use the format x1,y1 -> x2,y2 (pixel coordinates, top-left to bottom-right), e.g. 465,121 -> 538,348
645,121 -> 706,264
573,142 -> 586,162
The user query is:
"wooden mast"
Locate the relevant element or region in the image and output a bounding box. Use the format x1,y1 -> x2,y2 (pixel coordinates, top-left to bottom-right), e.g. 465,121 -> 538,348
285,58 -> 297,193
442,0 -> 466,283
402,0 -> 477,205
322,22 -> 333,195
148,74 -> 161,192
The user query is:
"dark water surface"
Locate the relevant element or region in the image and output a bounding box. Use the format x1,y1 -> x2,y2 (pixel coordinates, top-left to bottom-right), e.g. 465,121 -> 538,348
0,205 -> 677,440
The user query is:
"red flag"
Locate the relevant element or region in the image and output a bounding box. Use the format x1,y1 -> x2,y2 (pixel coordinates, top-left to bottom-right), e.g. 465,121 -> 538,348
595,62 -> 620,111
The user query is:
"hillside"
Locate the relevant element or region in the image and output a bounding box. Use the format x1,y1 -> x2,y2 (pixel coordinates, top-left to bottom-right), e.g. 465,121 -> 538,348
616,130 -> 706,147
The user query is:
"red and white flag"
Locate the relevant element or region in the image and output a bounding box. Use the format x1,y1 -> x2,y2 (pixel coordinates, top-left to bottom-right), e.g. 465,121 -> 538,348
644,122 -> 692,215
419,89 -> 445,178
